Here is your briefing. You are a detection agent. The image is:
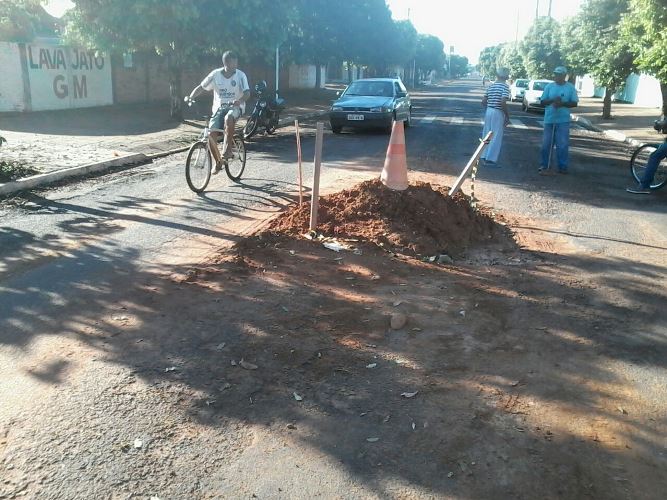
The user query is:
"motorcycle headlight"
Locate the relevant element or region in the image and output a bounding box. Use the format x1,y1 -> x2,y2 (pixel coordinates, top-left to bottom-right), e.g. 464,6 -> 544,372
259,101 -> 267,108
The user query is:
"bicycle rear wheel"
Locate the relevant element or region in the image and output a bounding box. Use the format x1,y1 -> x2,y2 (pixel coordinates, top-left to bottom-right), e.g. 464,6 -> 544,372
185,141 -> 212,193
630,143 -> 667,190
225,135 -> 246,182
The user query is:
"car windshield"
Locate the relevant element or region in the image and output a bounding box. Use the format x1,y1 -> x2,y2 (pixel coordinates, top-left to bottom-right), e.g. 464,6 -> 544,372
515,80 -> 529,88
344,81 -> 394,97
533,81 -> 549,91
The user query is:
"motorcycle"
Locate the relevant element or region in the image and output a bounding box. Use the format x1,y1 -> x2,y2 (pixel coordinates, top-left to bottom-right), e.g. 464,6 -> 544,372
243,80 -> 286,140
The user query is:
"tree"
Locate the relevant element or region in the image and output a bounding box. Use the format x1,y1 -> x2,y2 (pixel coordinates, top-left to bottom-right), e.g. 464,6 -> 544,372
478,44 -> 502,79
499,43 -> 527,79
0,0 -> 59,41
67,0 -> 295,119
521,17 -> 563,78
561,0 -> 635,119
414,34 -> 444,77
448,54 -> 469,78
620,0 -> 667,116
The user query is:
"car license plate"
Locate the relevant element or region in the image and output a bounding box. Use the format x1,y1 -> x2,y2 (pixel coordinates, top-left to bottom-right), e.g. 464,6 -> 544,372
347,114 -> 364,121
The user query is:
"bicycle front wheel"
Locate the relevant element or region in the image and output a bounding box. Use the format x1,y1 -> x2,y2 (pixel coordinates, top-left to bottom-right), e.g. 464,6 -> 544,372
225,135 -> 246,182
185,141 -> 212,193
630,143 -> 667,190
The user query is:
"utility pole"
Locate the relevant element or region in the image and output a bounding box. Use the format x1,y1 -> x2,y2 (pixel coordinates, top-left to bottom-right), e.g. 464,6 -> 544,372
548,0 -> 553,17
515,10 -> 520,43
535,0 -> 539,19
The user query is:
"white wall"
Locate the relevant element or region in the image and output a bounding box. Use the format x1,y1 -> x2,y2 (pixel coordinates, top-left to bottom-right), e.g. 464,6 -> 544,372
632,73 -> 662,108
288,64 -> 326,89
25,43 -> 113,111
0,43 -> 25,112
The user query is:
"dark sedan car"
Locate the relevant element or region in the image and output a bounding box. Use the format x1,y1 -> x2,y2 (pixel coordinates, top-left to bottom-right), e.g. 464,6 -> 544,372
329,78 -> 412,133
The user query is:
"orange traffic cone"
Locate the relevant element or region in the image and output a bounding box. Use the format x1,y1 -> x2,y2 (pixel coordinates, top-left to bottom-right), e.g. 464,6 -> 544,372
380,119 -> 408,191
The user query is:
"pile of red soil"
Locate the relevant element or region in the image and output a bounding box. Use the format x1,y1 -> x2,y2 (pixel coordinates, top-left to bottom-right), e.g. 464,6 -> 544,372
267,179 -> 513,257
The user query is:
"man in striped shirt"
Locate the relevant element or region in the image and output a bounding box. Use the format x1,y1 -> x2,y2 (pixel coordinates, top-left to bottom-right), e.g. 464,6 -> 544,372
481,67 -> 511,167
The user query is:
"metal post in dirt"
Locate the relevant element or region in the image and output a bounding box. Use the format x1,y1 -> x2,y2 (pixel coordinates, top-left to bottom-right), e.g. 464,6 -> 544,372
448,131 -> 492,197
309,122 -> 324,231
295,119 -> 303,204
275,45 -> 280,101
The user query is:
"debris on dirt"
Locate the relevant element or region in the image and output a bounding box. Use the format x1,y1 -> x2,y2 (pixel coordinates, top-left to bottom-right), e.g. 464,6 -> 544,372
133,439 -> 143,449
287,423 -> 297,430
383,415 -> 391,423
366,437 -> 379,443
366,363 -> 377,369
323,241 -> 349,252
390,313 -> 408,330
617,407 -> 628,415
401,391 -> 419,398
293,392 -> 303,401
164,366 -> 177,372
215,343 -> 226,351
437,254 -> 454,265
266,179 -> 513,257
239,359 -> 258,370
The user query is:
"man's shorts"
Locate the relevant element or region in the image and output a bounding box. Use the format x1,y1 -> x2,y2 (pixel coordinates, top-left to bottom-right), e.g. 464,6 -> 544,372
210,106 -> 241,131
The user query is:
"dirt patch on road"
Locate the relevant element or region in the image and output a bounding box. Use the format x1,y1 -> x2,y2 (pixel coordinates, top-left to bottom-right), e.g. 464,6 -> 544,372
268,179 -> 514,258
3,180 -> 665,498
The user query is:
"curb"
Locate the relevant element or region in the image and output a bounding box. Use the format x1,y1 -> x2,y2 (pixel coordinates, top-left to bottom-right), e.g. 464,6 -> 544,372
0,110 -> 330,198
278,110 -> 328,127
572,114 -> 643,147
0,153 -> 147,197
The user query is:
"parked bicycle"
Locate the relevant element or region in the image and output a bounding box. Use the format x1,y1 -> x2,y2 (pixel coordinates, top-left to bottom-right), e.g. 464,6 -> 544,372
184,101 -> 246,193
629,118 -> 667,191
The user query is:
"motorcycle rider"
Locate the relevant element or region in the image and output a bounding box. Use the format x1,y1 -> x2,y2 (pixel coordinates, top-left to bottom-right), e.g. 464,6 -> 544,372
626,118 -> 667,194
185,51 -> 250,173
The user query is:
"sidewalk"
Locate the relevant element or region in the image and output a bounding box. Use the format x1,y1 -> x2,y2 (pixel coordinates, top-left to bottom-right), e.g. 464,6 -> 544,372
572,96 -> 663,145
0,87 -> 337,195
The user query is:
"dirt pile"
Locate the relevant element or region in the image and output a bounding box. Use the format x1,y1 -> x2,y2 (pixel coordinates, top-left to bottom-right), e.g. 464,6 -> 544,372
267,179 -> 513,257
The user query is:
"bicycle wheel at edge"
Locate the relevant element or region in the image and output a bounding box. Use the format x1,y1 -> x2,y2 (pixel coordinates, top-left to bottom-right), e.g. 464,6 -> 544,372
185,141 -> 212,193
630,143 -> 667,190
225,136 -> 246,182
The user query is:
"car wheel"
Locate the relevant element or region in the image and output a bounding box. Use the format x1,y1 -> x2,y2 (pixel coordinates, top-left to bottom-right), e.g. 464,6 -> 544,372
331,124 -> 342,134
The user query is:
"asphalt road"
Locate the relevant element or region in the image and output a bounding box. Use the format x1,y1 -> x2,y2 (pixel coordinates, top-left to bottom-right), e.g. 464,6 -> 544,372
1,78 -> 666,498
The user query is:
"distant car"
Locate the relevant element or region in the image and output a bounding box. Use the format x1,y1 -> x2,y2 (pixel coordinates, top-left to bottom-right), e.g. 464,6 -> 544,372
329,78 -> 411,134
510,78 -> 529,102
522,79 -> 553,112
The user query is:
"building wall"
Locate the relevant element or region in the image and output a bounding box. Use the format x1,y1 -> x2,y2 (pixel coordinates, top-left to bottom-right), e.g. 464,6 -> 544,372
288,64 -> 326,89
24,43 -> 113,110
577,72 -> 662,107
0,42 -> 25,111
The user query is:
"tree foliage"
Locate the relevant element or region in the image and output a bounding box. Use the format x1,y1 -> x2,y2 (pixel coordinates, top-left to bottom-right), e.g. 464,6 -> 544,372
520,17 -> 563,79
0,0 -> 59,41
499,43 -> 527,79
66,0 -> 295,118
414,34 -> 445,76
478,44 -> 502,78
620,0 -> 667,115
448,54 -> 469,78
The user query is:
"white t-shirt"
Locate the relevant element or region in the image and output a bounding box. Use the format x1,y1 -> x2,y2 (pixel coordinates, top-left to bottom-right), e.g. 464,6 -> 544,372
201,68 -> 250,113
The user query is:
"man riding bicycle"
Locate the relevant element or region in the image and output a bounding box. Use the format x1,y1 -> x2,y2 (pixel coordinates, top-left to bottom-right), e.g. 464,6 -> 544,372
626,117 -> 667,194
185,51 -> 250,174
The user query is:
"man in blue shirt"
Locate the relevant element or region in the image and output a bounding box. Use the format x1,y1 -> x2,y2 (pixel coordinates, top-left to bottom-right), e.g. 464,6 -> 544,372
539,66 -> 578,175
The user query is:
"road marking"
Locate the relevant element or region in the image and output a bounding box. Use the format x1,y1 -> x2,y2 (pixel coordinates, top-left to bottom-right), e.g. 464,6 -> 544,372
510,119 -> 528,129
421,116 -> 437,124
450,117 -> 463,124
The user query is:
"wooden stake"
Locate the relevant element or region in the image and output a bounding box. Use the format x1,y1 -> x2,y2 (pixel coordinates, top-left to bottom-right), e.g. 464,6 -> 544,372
309,122 -> 324,231
295,119 -> 303,204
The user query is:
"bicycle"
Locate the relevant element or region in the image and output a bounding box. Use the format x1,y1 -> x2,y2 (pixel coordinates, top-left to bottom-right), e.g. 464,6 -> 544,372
629,142 -> 667,190
184,101 -> 247,193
